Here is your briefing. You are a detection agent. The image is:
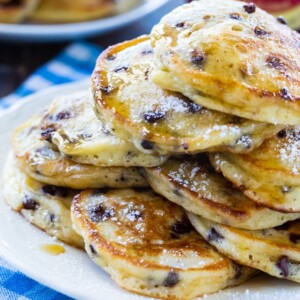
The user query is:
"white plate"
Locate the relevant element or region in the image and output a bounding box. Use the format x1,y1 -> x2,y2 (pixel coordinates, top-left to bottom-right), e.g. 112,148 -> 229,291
0,81 -> 300,300
0,0 -> 170,42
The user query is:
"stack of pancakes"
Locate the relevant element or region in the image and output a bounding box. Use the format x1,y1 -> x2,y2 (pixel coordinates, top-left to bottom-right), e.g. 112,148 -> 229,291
0,0 -> 139,23
3,0 -> 300,299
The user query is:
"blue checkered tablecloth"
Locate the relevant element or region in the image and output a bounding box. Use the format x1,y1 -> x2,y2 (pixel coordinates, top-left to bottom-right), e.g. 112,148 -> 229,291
0,41 -> 102,300
0,41 -> 101,111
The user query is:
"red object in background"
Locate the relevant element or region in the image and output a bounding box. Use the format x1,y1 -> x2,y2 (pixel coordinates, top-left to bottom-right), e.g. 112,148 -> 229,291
185,0 -> 300,11
184,0 -> 300,29
243,0 -> 300,29
244,0 -> 300,12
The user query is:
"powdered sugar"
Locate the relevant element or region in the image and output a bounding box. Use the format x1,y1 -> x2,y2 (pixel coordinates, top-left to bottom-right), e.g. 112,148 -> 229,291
277,127 -> 300,175
202,125 -> 241,141
168,161 -> 213,199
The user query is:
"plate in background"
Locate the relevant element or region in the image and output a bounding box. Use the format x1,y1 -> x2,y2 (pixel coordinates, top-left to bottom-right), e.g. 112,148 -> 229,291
0,0 -> 170,42
0,81 -> 300,299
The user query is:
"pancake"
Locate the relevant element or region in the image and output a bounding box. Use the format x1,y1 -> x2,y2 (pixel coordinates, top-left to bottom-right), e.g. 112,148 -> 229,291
3,152 -> 84,248
210,127 -> 300,212
92,36 -> 282,156
12,116 -> 147,189
28,0 -> 139,23
144,156 -> 300,230
71,188 -> 256,299
40,91 -> 166,167
0,0 -> 39,23
189,214 -> 300,283
151,0 -> 300,125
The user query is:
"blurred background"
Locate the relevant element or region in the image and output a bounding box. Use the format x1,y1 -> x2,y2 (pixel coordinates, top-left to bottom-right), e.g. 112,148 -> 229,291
0,0 -> 185,98
0,0 -> 299,99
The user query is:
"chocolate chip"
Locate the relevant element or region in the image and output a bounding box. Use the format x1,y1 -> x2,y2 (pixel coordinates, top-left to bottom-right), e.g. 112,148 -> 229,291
289,233 -> 300,243
100,86 -> 113,94
277,16 -> 287,25
127,210 -> 142,220
236,135 -> 252,149
182,143 -> 189,150
163,271 -> 179,287
279,88 -> 293,101
254,26 -> 269,36
49,213 -> 56,223
175,22 -> 185,28
101,125 -> 111,136
187,101 -> 202,113
89,204 -> 113,223
141,139 -> 154,150
56,111 -> 71,121
41,127 -> 55,140
89,244 -> 97,255
89,204 -> 105,223
172,221 -> 193,235
291,130 -> 300,140
141,49 -> 153,55
144,69 -> 150,80
276,256 -> 289,277
277,130 -> 287,138
144,111 -> 165,123
126,151 -> 133,158
229,13 -> 241,20
114,66 -> 128,73
243,3 -> 256,13
22,196 -> 39,210
42,185 -> 68,197
191,51 -> 206,65
207,228 -> 224,242
266,56 -> 286,71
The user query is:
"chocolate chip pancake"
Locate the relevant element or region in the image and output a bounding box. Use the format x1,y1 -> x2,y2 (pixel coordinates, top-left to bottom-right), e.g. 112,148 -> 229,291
71,188 -> 256,299
40,91 -> 166,167
12,115 -> 147,189
210,127 -> 300,212
151,0 -> 300,125
92,36 -> 282,156
189,214 -> 300,283
3,152 -> 84,248
144,156 -> 300,230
